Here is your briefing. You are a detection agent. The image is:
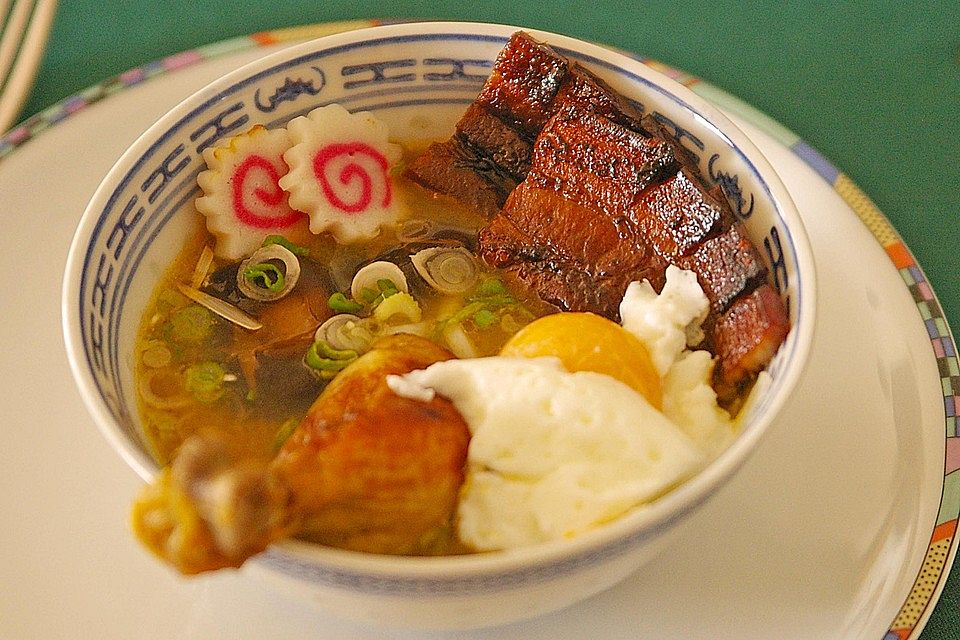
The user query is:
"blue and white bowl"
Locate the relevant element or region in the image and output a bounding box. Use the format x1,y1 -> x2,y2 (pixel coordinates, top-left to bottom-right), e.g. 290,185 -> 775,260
62,22 -> 816,629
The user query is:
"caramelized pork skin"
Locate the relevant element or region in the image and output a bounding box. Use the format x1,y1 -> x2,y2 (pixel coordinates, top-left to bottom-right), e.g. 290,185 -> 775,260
409,31 -> 790,395
479,100 -> 787,393
131,334 -> 470,574
404,32 -> 646,215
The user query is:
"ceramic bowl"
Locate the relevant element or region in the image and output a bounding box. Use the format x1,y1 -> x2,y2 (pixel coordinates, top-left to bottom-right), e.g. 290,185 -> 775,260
62,21 -> 816,630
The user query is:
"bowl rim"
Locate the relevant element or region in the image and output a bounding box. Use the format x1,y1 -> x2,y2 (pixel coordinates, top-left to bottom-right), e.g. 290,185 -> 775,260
61,20 -> 817,584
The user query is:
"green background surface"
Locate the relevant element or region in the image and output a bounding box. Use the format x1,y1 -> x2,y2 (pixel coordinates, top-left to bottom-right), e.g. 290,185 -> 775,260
13,0 -> 960,637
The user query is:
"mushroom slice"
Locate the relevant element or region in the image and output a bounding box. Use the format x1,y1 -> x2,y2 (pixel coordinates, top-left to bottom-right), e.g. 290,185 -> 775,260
314,314 -> 377,353
350,261 -> 408,303
411,247 -> 479,295
237,245 -> 301,302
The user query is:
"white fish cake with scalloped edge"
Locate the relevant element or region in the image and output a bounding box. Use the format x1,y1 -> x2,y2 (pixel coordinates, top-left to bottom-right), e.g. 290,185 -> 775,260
280,104 -> 402,244
195,125 -> 311,260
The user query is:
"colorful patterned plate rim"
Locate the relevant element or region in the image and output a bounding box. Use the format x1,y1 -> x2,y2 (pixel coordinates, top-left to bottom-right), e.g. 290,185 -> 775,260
7,19 -> 956,640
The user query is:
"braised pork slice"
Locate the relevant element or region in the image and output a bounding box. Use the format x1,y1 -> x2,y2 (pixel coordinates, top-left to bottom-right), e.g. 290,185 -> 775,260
405,31 -> 645,214
675,223 -> 768,315
404,138 -> 515,218
478,97 -> 787,395
479,106 -> 681,318
410,30 -> 789,396
713,285 -> 791,391
480,186 -> 667,319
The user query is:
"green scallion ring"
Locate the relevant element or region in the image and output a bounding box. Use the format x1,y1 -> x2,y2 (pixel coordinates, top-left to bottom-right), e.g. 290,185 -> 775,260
244,262 -> 285,292
328,292 -> 363,313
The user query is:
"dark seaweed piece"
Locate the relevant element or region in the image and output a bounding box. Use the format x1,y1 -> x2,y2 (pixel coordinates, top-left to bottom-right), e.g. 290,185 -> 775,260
251,338 -> 325,418
203,263 -> 258,313
366,232 -> 477,300
202,256 -> 334,319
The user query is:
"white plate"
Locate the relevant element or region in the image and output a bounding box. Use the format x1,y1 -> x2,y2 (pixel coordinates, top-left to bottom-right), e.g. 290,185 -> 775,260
0,26 -> 956,640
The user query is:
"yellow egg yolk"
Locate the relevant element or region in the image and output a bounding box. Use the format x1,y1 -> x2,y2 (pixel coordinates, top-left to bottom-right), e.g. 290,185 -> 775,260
499,312 -> 662,409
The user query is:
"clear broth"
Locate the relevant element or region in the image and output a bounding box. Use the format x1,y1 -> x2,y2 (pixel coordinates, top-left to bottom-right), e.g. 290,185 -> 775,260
135,170 -> 547,466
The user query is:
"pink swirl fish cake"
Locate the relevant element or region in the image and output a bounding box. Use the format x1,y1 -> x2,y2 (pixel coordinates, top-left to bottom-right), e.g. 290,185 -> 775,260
196,125 -> 310,260
279,104 -> 402,244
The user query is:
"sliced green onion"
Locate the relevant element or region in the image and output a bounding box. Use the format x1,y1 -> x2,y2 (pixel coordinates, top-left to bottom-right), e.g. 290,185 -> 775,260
237,245 -> 300,302
351,261 -> 408,303
411,247 -> 478,295
273,416 -> 300,451
140,340 -> 172,368
243,262 -> 285,293
328,292 -> 363,313
446,301 -> 487,327
377,278 -> 400,297
185,361 -> 226,403
472,308 -> 497,329
361,278 -> 401,309
475,278 -> 507,297
439,283 -> 522,335
374,292 -> 422,324
360,286 -> 379,304
164,304 -> 215,345
304,340 -> 358,379
313,340 -> 358,361
262,235 -> 310,257
158,287 -> 188,311
175,283 -> 263,331
471,294 -> 515,307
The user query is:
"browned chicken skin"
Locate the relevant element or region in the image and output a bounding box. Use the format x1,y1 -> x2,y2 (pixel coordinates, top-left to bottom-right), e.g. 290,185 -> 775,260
275,335 -> 470,554
132,334 -> 470,574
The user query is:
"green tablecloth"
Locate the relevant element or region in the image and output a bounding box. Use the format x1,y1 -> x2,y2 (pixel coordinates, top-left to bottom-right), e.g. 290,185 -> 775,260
16,0 -> 960,637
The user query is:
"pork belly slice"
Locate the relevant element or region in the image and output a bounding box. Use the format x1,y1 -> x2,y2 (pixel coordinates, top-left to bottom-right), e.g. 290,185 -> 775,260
480,183 -> 668,318
634,168 -> 735,260
675,223 -> 767,314
479,103 -> 752,324
712,284 -> 790,397
406,32 -> 562,212
524,106 -> 776,322
639,113 -> 700,170
478,96 -> 788,394
637,113 -> 738,233
454,103 -> 533,181
405,32 -> 648,216
556,66 -> 647,132
481,214 -> 623,317
528,107 -> 731,265
475,31 -> 570,137
404,139 -> 516,218
528,104 -> 679,218
475,32 -> 646,136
